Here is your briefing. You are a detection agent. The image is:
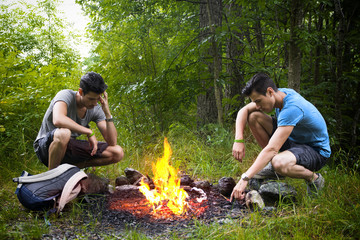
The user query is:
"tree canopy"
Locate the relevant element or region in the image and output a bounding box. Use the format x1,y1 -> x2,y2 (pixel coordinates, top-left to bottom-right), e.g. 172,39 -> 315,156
1,0 -> 359,167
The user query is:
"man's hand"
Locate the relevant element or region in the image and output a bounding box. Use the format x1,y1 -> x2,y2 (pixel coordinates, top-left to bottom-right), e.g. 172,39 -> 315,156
88,134 -> 98,156
232,142 -> 245,162
99,91 -> 111,116
230,179 -> 248,202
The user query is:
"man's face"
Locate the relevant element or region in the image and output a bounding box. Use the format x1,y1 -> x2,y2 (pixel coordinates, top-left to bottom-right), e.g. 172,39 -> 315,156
81,90 -> 102,109
249,88 -> 275,113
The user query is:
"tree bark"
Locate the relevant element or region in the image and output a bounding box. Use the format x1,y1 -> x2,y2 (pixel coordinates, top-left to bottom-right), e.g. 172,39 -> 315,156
224,2 -> 245,124
197,0 -> 223,127
287,0 -> 303,92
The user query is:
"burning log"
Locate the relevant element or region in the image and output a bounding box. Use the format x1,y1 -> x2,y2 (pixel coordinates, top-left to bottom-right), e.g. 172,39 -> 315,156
115,185 -> 139,192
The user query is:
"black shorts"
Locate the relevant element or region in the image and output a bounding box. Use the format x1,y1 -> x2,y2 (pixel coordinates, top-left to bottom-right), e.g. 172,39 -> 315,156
34,129 -> 108,167
271,117 -> 327,172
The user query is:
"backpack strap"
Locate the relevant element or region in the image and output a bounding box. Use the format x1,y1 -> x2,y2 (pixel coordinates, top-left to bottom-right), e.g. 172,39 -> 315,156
13,164 -> 77,183
14,171 -> 29,195
57,170 -> 88,213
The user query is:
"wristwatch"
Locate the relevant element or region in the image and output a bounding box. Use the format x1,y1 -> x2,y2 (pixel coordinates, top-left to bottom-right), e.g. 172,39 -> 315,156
105,116 -> 113,122
241,173 -> 250,181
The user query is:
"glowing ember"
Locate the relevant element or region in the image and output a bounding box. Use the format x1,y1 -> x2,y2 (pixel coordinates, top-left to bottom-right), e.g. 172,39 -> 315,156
139,138 -> 189,216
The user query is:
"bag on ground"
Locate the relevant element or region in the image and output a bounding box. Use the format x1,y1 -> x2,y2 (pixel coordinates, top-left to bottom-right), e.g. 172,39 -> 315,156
13,164 -> 87,212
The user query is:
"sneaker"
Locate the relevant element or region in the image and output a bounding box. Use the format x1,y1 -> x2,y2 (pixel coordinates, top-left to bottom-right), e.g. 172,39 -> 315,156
307,173 -> 325,196
253,162 -> 285,180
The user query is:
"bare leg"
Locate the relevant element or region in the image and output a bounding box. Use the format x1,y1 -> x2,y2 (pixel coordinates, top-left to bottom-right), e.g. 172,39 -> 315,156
248,111 -> 274,149
75,145 -> 124,169
272,151 -> 318,182
48,128 -> 71,170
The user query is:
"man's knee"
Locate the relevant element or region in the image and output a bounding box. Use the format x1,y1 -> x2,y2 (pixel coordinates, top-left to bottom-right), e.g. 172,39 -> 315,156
248,111 -> 263,126
53,128 -> 71,146
110,145 -> 124,163
272,152 -> 296,174
272,155 -> 286,172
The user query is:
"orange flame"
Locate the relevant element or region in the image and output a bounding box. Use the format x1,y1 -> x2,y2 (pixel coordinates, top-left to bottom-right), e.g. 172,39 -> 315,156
139,138 -> 189,215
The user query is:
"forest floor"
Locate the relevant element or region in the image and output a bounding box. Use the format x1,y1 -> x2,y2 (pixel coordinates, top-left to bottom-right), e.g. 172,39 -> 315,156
2,164 -> 360,239
1,134 -> 360,239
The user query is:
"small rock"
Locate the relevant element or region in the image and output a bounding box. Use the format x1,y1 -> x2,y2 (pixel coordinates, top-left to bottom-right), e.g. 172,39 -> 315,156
218,177 -> 236,197
115,176 -> 129,186
124,168 -> 144,184
245,190 -> 265,210
180,175 -> 193,186
191,180 -> 211,190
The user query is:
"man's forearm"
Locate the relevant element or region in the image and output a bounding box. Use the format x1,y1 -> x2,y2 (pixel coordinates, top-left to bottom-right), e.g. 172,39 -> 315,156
104,120 -> 117,146
53,115 -> 91,135
234,107 -> 248,140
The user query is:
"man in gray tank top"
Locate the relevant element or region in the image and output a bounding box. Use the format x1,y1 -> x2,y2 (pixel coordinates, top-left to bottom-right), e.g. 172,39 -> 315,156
33,72 -> 124,169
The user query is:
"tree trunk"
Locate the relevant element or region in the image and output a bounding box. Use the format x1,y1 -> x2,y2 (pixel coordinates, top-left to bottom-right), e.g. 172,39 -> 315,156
333,0 -> 346,136
224,2 -> 245,124
287,0 -> 303,92
197,0 -> 223,127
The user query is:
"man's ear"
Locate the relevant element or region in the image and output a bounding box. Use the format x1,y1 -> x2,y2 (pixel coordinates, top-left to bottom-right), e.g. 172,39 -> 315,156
267,87 -> 274,96
78,88 -> 84,96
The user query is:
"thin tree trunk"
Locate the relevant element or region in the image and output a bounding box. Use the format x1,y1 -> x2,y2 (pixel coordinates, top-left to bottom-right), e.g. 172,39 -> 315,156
206,0 -> 223,126
224,2 -> 245,124
288,0 -> 303,92
197,0 -> 222,128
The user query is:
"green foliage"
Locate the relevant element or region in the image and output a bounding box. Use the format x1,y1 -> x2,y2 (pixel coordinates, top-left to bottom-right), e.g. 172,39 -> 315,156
0,0 -> 82,160
77,0 -> 360,165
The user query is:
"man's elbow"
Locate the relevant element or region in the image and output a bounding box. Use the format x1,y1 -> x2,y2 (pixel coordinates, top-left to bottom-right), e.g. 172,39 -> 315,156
53,118 -> 62,128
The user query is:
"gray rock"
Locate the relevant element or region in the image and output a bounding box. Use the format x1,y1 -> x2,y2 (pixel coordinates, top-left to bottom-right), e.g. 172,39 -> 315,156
124,168 -> 144,184
245,190 -> 265,210
258,181 -> 297,205
218,177 -> 236,197
248,178 -> 264,191
115,176 -> 129,186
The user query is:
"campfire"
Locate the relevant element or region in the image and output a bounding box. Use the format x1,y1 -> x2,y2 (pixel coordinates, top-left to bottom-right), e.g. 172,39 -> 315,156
138,138 -> 190,216
108,138 -> 210,220
82,138 -> 295,235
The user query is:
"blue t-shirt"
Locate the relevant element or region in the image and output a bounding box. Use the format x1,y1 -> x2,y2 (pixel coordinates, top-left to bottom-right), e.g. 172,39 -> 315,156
275,88 -> 331,158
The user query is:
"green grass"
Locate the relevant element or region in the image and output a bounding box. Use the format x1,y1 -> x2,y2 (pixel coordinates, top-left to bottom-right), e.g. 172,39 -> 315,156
1,123 -> 360,239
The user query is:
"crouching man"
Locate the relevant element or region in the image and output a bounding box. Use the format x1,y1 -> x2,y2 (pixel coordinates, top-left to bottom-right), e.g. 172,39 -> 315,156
230,73 -> 331,201
34,72 -> 124,170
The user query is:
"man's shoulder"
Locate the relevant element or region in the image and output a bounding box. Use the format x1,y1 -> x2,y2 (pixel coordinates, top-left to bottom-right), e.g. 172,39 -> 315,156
54,90 -> 76,102
56,89 -> 76,96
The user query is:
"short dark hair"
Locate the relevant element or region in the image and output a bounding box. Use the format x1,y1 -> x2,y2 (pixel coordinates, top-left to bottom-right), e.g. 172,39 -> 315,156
242,73 -> 278,96
80,72 -> 108,95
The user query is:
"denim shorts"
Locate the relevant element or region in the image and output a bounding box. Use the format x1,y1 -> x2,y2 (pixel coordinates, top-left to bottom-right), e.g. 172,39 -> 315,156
272,117 -> 327,171
34,129 -> 108,167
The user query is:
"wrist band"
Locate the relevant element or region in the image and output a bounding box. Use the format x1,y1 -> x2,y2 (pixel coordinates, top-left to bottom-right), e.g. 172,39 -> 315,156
234,139 -> 244,143
88,132 -> 95,137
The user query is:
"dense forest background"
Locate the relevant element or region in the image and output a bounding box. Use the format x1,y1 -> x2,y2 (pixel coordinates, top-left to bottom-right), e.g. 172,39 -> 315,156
1,0 -> 360,169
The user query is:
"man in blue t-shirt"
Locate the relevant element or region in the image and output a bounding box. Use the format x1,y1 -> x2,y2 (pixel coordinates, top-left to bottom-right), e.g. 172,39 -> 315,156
230,73 -> 331,201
